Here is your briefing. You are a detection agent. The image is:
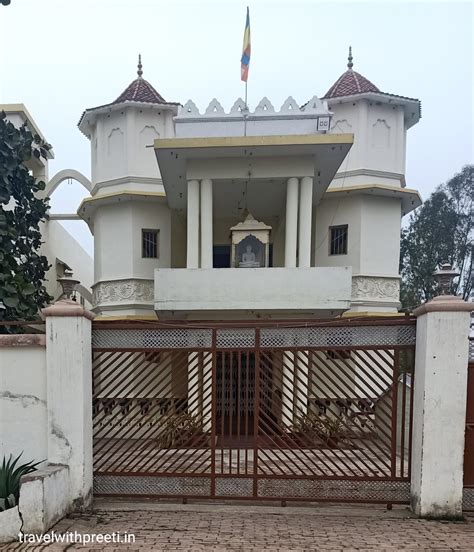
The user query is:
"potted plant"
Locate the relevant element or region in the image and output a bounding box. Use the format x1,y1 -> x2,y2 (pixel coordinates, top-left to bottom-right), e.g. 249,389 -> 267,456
288,413 -> 347,449
320,416 -> 347,448
0,453 -> 42,542
0,453 -> 42,512
290,412 -> 327,447
155,412 -> 205,448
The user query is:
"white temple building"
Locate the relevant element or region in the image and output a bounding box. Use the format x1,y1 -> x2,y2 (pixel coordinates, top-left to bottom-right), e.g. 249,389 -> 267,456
76,50 -> 421,319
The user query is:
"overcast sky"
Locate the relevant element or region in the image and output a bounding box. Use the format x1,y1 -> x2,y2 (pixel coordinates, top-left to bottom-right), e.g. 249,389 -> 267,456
1,0 -> 472,256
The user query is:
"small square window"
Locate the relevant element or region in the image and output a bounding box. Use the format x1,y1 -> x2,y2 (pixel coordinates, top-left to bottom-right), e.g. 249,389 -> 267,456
329,225 -> 348,255
142,229 -> 159,259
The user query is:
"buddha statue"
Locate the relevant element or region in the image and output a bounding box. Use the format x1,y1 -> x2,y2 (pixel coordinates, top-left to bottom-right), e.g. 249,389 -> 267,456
239,245 -> 260,268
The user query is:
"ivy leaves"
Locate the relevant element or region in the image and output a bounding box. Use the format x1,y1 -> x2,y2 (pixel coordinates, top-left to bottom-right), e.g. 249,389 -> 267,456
0,111 -> 53,322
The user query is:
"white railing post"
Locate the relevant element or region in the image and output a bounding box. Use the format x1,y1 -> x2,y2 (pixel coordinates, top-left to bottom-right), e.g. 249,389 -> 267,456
411,295 -> 472,517
42,299 -> 94,510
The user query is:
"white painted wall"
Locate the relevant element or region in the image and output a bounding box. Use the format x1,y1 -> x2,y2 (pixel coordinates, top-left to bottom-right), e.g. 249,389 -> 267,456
411,304 -> 472,517
131,201 -> 171,277
313,194 -> 401,279
44,307 -> 93,509
0,345 -> 47,463
328,101 -> 361,171
328,99 -> 406,185
20,465 -> 70,533
94,200 -> 171,283
93,203 -> 134,281
314,196 -> 363,274
155,266 -> 352,316
174,96 -> 331,138
91,106 -> 170,186
360,195 -> 402,276
41,220 -> 94,303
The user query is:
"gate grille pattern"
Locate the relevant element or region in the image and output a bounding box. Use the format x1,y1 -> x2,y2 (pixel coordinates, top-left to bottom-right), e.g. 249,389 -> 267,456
92,320 -> 415,503
463,350 -> 474,510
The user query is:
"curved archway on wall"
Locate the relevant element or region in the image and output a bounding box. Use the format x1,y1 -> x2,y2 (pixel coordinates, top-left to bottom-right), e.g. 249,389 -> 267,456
46,169 -> 92,197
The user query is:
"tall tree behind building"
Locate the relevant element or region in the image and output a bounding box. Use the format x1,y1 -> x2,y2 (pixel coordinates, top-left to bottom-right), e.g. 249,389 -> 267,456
400,165 -> 473,309
0,111 -> 52,322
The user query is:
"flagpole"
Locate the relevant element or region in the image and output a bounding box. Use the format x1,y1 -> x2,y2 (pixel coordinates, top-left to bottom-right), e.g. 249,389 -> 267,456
241,6 -> 250,137
244,81 -> 248,136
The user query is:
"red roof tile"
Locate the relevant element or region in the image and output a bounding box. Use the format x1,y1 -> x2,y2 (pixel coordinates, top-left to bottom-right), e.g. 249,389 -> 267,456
77,56 -> 180,130
322,69 -> 380,99
112,76 -> 169,105
322,47 -> 380,99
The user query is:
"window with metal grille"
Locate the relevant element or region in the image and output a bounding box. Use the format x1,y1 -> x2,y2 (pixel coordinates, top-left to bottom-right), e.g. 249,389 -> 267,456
329,225 -> 348,255
142,229 -> 159,258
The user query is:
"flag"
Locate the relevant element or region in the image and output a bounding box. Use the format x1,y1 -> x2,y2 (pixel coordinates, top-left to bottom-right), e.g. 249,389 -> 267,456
241,7 -> 251,82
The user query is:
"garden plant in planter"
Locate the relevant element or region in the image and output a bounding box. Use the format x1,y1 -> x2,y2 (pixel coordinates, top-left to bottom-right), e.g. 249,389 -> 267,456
155,412 -> 207,448
289,413 -> 349,449
0,453 -> 42,511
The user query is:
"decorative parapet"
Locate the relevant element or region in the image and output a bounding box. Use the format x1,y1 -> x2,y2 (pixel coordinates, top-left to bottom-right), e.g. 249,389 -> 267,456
175,96 -> 332,138
351,276 -> 400,303
176,95 -> 331,127
92,279 -> 154,309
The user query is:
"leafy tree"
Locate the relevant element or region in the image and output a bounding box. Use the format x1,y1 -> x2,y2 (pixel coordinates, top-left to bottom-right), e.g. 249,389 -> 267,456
400,165 -> 473,309
0,111 -> 52,322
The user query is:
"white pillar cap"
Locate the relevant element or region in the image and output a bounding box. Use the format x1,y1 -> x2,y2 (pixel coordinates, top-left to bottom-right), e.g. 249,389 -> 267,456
413,295 -> 473,316
42,299 -> 95,320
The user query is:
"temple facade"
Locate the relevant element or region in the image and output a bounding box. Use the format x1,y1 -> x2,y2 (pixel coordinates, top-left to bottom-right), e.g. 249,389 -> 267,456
76,50 -> 421,319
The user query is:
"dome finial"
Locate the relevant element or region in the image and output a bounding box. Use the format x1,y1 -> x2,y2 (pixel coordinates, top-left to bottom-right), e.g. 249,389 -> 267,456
347,46 -> 353,70
137,54 -> 143,78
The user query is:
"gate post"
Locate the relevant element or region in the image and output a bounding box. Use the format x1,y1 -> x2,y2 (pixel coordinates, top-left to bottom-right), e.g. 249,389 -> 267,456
411,295 -> 472,518
42,299 -> 94,510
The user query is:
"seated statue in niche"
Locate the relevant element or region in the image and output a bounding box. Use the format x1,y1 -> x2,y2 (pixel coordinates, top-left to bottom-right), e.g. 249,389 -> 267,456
239,244 -> 260,268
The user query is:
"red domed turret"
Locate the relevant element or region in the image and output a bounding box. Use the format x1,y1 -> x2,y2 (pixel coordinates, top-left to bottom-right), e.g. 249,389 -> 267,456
322,47 -> 380,99
111,54 -> 170,105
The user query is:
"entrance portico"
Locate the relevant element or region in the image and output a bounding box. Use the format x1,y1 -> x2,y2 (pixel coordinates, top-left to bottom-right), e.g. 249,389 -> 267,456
154,134 -> 354,319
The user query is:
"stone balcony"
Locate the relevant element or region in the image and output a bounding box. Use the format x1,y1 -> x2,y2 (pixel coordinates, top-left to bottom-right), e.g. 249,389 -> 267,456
154,267 -> 352,319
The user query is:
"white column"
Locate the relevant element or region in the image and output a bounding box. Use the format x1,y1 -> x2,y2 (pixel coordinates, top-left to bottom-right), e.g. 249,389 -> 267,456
298,176 -> 313,268
42,300 -> 94,510
188,352 -> 201,419
282,352 -> 295,426
411,295 -> 472,518
202,352 -> 212,432
295,351 -> 309,417
284,177 -> 299,421
187,179 -> 200,268
200,179 -> 213,269
285,177 -> 299,268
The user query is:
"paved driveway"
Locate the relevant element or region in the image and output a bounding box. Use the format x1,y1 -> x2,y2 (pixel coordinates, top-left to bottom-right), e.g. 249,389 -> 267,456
3,500 -> 474,551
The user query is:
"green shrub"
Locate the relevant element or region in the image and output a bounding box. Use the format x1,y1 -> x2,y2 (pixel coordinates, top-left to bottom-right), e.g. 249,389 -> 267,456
0,453 -> 42,511
155,412 -> 202,448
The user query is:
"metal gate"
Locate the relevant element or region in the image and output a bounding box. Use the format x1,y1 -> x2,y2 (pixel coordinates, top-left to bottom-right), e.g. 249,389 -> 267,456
463,338 -> 474,510
92,318 -> 416,503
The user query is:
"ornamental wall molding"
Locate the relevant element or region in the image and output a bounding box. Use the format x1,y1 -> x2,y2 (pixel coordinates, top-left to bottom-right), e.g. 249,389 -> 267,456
91,176 -> 163,195
93,279 -> 154,307
351,276 -> 400,301
332,168 -> 406,187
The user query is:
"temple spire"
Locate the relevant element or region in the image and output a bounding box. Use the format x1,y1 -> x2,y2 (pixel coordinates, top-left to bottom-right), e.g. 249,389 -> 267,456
347,46 -> 353,70
137,54 -> 143,78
